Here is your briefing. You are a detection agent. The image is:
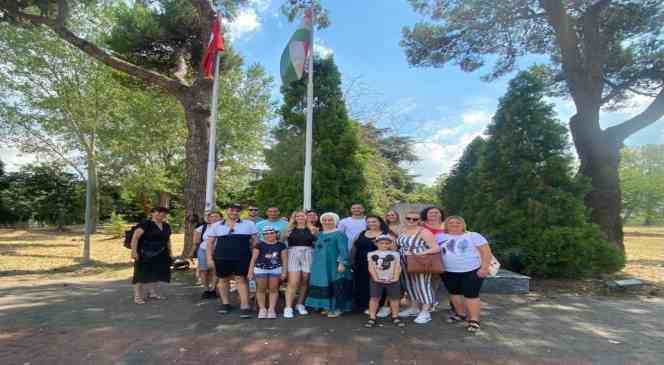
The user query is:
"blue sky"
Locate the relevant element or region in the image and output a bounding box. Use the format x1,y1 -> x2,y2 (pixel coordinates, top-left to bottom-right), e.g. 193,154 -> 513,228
3,0 -> 663,184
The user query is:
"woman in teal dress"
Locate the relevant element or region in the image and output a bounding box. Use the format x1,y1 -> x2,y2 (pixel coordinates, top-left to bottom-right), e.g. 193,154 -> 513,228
305,212 -> 353,317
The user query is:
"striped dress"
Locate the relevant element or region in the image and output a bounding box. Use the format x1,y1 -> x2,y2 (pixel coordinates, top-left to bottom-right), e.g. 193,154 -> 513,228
398,231 -> 435,305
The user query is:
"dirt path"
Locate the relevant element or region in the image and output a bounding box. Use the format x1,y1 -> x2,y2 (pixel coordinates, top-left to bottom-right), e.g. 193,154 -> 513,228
0,274 -> 662,365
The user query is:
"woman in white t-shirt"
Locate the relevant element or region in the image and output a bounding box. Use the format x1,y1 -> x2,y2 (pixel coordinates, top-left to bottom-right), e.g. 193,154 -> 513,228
438,216 -> 494,332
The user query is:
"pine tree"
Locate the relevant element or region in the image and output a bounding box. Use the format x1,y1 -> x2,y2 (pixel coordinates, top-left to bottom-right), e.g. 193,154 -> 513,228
441,137 -> 486,216
460,71 -> 624,277
256,57 -> 370,214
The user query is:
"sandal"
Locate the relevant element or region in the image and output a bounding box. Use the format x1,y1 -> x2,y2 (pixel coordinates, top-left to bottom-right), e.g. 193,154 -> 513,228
134,296 -> 146,305
364,318 -> 377,328
392,317 -> 406,328
447,312 -> 467,323
147,293 -> 166,300
467,320 -> 481,332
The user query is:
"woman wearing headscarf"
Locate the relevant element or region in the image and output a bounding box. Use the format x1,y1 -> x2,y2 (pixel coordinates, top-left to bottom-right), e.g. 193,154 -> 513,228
305,212 -> 353,317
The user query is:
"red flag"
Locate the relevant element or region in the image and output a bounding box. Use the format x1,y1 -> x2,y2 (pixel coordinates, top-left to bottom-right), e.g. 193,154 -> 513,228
202,16 -> 225,79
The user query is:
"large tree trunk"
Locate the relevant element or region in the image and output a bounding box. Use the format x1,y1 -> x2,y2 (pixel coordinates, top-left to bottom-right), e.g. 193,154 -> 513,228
570,112 -> 625,250
180,85 -> 211,257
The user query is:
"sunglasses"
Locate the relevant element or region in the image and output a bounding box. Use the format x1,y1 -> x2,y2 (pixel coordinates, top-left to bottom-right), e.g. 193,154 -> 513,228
248,208 -> 258,211
405,217 -> 420,222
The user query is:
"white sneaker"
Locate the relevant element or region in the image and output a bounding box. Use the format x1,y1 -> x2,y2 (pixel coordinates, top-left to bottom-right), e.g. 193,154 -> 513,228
258,308 -> 268,319
295,304 -> 309,315
267,309 -> 277,319
327,310 -> 341,318
283,307 -> 294,319
377,306 -> 391,318
414,311 -> 432,324
364,309 -> 370,315
398,307 -> 420,317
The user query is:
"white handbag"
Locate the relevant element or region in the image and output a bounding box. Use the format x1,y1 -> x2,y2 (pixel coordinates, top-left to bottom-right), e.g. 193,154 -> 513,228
488,255 -> 501,277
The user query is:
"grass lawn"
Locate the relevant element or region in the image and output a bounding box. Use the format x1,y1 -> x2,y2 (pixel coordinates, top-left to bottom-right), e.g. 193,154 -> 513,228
1,226 -> 662,294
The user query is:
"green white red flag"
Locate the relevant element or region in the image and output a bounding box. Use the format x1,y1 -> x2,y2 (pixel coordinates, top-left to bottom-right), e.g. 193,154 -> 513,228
280,9 -> 313,85
202,15 -> 225,80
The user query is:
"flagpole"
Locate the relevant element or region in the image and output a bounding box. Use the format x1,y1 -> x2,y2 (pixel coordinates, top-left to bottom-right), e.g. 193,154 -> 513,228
205,12 -> 223,213
303,8 -> 314,210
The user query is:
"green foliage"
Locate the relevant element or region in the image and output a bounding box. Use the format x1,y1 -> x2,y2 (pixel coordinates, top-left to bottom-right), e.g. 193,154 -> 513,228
522,227 -> 625,279
620,145 -> 664,225
256,57 -> 371,214
0,163 -> 85,227
443,71 -> 623,278
167,208 -> 185,234
108,211 -> 128,238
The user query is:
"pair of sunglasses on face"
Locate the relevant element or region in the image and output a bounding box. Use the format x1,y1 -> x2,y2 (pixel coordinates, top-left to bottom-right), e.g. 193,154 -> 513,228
405,217 -> 420,222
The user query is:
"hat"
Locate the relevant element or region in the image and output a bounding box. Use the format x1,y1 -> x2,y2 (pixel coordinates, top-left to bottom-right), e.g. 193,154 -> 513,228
374,234 -> 394,243
262,225 -> 277,234
228,203 -> 242,210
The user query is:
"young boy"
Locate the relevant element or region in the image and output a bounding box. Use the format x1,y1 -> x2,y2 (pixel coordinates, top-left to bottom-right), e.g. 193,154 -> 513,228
365,235 -> 405,328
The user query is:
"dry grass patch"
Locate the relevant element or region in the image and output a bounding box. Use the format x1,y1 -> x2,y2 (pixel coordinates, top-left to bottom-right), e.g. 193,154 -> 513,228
0,228 -> 184,282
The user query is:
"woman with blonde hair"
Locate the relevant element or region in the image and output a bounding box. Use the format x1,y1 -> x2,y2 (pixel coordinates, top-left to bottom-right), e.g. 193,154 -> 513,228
283,210 -> 319,318
438,216 -> 493,332
384,210 -> 402,237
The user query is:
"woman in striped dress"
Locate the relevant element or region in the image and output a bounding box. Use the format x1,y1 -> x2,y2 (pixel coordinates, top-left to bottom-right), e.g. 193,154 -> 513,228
397,211 -> 441,324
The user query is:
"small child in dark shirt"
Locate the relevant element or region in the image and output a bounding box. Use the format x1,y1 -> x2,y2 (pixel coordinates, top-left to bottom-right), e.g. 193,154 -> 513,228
365,235 -> 404,328
248,226 -> 288,319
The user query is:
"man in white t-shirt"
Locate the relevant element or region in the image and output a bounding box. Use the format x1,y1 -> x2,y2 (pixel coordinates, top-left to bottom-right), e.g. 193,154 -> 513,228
337,203 -> 367,250
193,211 -> 222,299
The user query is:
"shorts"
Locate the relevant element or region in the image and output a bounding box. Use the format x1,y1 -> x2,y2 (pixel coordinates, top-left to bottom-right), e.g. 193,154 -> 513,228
197,246 -> 209,270
442,269 -> 484,299
254,267 -> 282,278
370,281 -> 401,300
288,246 -> 313,273
214,258 -> 250,278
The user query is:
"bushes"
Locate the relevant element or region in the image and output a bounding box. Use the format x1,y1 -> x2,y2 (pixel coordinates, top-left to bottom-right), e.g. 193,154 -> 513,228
108,212 -> 128,238
519,226 -> 625,278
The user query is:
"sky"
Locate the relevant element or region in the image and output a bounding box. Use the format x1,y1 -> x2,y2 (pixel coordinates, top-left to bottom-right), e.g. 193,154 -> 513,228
3,0 -> 663,184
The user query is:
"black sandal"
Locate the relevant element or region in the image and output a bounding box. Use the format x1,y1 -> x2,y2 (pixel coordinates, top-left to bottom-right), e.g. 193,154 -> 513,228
392,317 -> 405,328
364,318 -> 377,328
467,320 -> 481,332
447,312 -> 467,323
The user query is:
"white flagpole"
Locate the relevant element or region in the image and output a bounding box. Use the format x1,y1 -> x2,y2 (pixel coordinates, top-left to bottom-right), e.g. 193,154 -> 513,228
205,12 -> 223,213
303,8 -> 314,210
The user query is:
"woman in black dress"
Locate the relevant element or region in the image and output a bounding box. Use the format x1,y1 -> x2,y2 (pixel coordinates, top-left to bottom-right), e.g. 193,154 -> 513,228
349,215 -> 390,313
130,207 -> 172,304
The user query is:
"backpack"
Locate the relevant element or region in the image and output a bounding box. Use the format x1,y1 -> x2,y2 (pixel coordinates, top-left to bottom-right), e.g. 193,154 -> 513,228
193,223 -> 208,253
123,224 -> 141,249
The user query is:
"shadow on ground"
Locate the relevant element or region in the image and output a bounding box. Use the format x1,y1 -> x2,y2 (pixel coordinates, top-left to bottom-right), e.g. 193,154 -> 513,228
0,272 -> 662,365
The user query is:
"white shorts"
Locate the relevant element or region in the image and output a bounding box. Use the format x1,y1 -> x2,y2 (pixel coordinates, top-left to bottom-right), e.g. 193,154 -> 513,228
288,246 -> 313,273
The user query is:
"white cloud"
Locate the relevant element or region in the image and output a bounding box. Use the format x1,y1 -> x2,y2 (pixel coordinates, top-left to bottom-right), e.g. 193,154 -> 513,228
461,110 -> 492,125
410,131 -> 485,185
227,8 -> 262,41
314,42 -> 333,59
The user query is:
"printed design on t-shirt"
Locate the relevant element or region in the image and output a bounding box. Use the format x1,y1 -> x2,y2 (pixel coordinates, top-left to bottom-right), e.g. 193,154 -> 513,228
264,251 -> 280,266
458,239 -> 469,254
369,252 -> 398,281
446,239 -> 456,254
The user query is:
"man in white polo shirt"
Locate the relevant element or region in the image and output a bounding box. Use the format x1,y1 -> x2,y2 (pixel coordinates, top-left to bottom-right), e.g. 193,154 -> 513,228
206,203 -> 258,318
338,203 -> 367,250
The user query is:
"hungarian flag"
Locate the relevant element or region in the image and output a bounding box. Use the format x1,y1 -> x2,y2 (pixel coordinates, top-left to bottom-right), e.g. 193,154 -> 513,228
202,16 -> 225,79
280,9 -> 313,85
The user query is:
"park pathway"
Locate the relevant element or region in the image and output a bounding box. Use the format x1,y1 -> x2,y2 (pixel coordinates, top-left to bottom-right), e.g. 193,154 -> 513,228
0,276 -> 662,365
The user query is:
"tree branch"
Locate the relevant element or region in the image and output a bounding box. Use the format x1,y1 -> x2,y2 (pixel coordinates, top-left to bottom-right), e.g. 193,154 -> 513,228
605,87 -> 664,141
5,6 -> 189,97
540,0 -> 587,102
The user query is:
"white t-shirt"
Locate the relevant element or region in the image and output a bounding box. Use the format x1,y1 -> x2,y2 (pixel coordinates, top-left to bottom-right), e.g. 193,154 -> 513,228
195,223 -> 216,250
437,231 -> 488,273
338,216 -> 367,250
207,219 -> 258,237
367,250 -> 400,282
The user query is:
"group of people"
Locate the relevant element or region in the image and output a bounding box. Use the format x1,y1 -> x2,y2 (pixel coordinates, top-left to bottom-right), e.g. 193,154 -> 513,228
129,203 -> 495,332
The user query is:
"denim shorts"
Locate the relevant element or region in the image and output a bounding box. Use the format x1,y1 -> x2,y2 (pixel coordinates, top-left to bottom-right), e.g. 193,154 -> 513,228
254,267 -> 282,278
197,246 -> 209,270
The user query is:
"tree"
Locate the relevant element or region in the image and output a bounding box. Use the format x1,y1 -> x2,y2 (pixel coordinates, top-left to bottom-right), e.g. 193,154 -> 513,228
0,163 -> 85,229
450,71 -> 623,277
256,57 -> 371,214
0,0 -> 257,255
441,136 -> 486,216
620,145 -> 664,225
400,0 -> 664,249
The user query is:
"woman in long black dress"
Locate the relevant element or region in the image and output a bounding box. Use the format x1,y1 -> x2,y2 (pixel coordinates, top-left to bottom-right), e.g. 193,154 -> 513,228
130,207 -> 172,304
349,215 -> 390,313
